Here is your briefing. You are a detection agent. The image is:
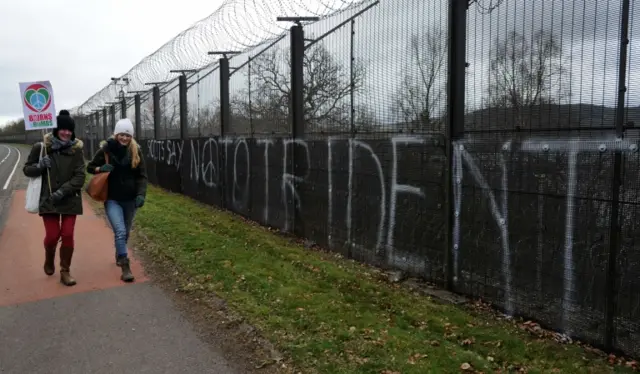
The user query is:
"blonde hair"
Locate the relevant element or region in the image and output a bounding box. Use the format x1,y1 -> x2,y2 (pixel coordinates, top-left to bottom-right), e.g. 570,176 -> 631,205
129,138 -> 141,168
110,134 -> 141,168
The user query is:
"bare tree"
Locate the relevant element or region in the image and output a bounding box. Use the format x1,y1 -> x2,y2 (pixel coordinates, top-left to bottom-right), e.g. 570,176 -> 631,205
198,105 -> 221,137
393,27 -> 447,133
232,40 -> 369,134
487,30 -> 570,126
160,90 -> 180,138
140,98 -> 155,137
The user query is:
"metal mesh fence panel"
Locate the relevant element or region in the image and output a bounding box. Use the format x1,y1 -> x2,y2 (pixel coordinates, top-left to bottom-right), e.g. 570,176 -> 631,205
616,0 -> 640,356
459,0 -> 631,350
465,0 -> 622,133
352,0 -> 448,137
246,36 -> 291,136
302,9 -> 356,135
196,65 -> 221,137
140,93 -> 154,139
161,82 -> 180,139
126,101 -> 135,125
229,50 -> 254,136
1,0 -> 639,359
187,74 -> 200,138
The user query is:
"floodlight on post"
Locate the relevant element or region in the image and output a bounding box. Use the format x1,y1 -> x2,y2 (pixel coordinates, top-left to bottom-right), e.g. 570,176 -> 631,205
207,51 -> 241,60
144,81 -> 170,87
276,16 -> 320,26
169,69 -> 198,77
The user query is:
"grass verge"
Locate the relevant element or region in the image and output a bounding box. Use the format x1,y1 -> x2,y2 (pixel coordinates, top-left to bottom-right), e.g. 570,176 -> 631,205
114,184 -> 634,374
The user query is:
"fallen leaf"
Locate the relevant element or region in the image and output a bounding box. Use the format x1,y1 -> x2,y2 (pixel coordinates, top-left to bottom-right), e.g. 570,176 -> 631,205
407,353 -> 428,364
461,338 -> 474,346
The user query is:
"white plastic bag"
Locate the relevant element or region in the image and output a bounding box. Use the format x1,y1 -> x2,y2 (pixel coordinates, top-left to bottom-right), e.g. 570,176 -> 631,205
25,142 -> 44,214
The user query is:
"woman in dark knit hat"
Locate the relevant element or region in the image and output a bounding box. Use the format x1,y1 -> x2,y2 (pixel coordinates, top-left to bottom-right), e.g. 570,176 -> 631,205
22,109 -> 86,286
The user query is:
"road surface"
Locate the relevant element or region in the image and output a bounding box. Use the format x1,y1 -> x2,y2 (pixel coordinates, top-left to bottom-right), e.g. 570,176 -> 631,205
0,143 -> 241,374
0,144 -> 23,229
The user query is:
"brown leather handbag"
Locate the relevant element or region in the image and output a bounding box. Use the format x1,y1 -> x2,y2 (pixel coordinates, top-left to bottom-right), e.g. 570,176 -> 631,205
85,152 -> 110,202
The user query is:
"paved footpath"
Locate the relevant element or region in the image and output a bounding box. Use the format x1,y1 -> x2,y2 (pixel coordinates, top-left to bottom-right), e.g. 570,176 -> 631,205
0,145 -> 239,373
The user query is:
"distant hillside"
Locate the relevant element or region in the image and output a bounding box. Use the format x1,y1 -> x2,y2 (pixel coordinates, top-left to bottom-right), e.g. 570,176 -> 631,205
463,104 -> 640,133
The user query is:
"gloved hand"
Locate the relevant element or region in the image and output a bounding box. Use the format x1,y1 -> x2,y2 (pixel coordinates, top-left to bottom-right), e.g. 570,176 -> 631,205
38,155 -> 51,169
50,189 -> 64,203
99,164 -> 114,173
135,195 -> 145,208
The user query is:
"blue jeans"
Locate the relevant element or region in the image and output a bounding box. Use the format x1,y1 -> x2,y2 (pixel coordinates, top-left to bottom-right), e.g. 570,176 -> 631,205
104,199 -> 137,258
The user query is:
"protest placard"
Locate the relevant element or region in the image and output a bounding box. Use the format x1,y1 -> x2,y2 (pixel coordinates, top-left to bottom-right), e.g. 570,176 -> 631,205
18,81 -> 57,131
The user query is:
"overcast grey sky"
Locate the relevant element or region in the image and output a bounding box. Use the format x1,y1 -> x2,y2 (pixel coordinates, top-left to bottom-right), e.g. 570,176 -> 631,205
0,0 -> 224,127
4,0 -> 639,129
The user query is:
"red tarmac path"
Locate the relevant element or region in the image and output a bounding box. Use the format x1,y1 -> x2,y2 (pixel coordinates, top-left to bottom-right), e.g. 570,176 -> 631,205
0,145 -> 239,373
0,190 -> 147,307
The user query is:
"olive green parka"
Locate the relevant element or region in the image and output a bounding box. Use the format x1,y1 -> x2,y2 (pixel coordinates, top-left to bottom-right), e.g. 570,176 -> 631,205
23,132 -> 86,216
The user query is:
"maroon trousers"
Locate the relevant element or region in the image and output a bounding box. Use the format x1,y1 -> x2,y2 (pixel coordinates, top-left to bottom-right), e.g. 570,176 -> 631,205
42,214 -> 77,248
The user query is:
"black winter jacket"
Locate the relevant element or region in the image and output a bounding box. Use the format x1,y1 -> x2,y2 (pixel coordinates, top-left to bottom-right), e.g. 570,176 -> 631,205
86,138 -> 148,202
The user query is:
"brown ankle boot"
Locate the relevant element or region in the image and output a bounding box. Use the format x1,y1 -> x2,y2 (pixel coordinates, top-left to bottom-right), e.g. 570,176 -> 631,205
59,246 -> 77,286
44,245 -> 56,276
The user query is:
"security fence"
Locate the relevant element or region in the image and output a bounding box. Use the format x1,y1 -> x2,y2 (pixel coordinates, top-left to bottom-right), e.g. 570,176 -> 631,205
2,0 -> 640,358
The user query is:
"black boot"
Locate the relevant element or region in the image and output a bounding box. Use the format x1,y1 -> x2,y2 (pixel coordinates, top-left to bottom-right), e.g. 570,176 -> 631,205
59,246 -> 77,286
116,254 -> 125,267
44,244 -> 56,276
118,256 -> 135,283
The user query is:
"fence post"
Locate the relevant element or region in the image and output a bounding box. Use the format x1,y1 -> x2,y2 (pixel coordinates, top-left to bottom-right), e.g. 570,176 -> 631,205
605,0 -> 631,352
153,86 -> 161,139
179,74 -> 189,140
219,56 -> 231,209
102,108 -> 109,140
94,111 -> 100,153
110,105 -> 116,133
444,0 -> 467,291
120,97 -> 126,119
289,22 -> 305,236
134,94 -> 142,138
220,58 -> 230,138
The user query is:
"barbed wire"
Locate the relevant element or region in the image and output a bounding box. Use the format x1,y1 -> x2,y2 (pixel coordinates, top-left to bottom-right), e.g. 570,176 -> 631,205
72,0 -> 370,116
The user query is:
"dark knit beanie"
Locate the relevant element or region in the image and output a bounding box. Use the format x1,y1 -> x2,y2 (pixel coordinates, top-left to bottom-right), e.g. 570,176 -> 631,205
54,110 -> 76,138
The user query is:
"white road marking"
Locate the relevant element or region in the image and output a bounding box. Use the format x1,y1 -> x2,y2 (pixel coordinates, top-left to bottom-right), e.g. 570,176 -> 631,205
0,145 -> 12,166
3,146 -> 21,190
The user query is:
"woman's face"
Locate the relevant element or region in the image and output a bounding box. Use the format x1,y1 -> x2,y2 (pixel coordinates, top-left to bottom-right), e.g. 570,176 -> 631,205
57,129 -> 72,141
116,133 -> 132,146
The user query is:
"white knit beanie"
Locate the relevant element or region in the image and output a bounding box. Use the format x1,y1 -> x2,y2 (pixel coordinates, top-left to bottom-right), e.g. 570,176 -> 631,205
114,118 -> 134,137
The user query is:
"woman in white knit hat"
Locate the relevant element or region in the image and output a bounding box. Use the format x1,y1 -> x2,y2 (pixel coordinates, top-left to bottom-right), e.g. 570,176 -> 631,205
86,118 -> 148,282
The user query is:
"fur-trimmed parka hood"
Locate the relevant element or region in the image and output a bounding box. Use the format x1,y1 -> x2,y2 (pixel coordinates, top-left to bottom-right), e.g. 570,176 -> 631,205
43,132 -> 84,153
